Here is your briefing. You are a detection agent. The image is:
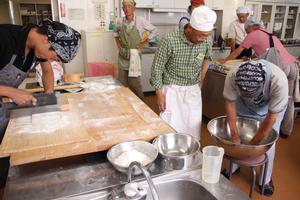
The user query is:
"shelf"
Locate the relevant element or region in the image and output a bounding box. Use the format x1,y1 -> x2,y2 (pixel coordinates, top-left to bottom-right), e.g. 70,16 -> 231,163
21,14 -> 36,16
21,14 -> 52,16
19,3 -> 52,25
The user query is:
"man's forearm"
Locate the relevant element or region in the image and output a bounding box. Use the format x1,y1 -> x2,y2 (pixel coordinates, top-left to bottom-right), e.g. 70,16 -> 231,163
41,62 -> 54,93
200,59 -> 210,85
225,100 -> 239,138
115,37 -> 122,49
228,38 -> 236,52
0,85 -> 17,97
225,46 -> 244,61
250,112 -> 278,144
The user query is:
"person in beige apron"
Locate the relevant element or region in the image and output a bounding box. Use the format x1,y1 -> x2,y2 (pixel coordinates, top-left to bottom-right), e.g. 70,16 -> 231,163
114,0 -> 157,100
0,21 -> 81,188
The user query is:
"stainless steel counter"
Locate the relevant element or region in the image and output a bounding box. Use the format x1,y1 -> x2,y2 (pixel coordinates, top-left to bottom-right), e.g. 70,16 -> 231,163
3,153 -> 249,200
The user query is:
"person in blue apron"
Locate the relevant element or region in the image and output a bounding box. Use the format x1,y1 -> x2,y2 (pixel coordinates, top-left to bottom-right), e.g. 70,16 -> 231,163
150,6 -> 216,141
114,0 -> 157,100
0,21 -> 81,187
223,60 -> 288,196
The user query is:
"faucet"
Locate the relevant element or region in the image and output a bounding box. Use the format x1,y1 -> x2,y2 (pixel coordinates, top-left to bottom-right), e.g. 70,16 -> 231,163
127,161 -> 159,200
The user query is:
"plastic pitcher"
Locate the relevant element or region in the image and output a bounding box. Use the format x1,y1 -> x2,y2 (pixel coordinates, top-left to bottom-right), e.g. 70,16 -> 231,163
202,146 -> 224,184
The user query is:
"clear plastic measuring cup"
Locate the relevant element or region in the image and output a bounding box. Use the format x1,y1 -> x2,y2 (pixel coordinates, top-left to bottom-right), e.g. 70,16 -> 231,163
202,146 -> 224,183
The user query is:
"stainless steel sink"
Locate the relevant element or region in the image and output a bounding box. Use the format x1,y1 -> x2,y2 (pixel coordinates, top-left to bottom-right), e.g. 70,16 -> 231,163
145,179 -> 217,200
59,179 -> 216,200
59,168 -> 248,200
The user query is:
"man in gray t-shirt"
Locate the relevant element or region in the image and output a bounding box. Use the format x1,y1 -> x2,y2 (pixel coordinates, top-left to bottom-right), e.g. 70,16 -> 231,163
222,59 -> 288,196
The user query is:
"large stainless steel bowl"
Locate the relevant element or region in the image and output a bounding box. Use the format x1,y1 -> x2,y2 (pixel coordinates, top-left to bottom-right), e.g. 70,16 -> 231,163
207,116 -> 278,159
107,140 -> 158,174
153,133 -> 200,170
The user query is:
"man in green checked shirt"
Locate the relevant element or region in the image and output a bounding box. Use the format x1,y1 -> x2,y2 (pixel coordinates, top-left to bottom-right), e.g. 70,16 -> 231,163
150,6 -> 217,141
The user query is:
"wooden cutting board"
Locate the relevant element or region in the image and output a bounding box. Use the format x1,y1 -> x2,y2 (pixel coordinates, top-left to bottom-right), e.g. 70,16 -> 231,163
0,93 -> 88,157
0,87 -> 174,166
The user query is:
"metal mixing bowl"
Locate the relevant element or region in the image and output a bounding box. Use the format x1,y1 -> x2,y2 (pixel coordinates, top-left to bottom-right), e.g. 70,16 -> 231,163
107,140 -> 158,174
152,133 -> 201,170
207,116 -> 278,159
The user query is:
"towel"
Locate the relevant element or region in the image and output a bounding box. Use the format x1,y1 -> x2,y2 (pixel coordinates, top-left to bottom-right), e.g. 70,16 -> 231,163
128,49 -> 141,77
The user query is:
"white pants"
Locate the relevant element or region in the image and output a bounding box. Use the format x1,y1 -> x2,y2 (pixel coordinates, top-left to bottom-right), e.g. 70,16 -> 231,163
160,84 -> 202,141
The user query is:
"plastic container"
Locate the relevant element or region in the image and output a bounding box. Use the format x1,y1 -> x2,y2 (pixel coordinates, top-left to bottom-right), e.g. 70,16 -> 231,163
202,146 -> 224,184
87,62 -> 115,77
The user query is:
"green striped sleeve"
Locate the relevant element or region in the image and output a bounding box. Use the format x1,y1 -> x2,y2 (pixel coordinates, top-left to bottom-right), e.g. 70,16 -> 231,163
150,37 -> 171,89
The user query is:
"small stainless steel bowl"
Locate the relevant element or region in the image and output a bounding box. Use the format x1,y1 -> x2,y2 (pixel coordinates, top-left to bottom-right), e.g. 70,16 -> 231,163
153,133 -> 201,170
207,116 -> 279,159
107,140 -> 158,174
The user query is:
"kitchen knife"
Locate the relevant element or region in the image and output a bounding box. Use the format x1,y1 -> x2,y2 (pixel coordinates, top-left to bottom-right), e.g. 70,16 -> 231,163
8,93 -> 57,108
6,93 -> 62,118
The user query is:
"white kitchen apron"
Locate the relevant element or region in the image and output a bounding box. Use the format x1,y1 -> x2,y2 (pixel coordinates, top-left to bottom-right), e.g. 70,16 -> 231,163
160,84 -> 202,141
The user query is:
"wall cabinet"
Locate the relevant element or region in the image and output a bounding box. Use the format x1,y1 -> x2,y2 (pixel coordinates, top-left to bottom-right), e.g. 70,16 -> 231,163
246,1 -> 300,39
19,3 -> 52,25
246,0 -> 299,3
156,0 -> 173,8
206,0 -> 224,10
135,0 -> 155,8
133,0 -> 190,10
248,0 -> 284,2
136,0 -> 190,8
174,0 -> 189,9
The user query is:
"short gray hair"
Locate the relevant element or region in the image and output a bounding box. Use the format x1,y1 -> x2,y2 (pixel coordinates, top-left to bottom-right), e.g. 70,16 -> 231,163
244,16 -> 264,30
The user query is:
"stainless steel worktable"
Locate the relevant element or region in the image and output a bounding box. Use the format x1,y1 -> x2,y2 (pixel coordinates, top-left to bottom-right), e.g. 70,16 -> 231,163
3,152 -> 249,200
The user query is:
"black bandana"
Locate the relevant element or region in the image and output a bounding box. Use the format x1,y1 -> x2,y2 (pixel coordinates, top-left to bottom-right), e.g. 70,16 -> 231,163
236,61 -> 265,98
45,21 -> 81,63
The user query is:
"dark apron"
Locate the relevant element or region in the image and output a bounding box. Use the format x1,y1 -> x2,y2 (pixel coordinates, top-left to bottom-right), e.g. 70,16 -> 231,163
0,55 -> 29,139
0,54 -> 30,187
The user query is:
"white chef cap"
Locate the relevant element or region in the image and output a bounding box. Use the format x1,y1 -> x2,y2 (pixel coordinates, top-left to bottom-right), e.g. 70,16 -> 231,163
190,6 -> 217,32
236,6 -> 250,14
